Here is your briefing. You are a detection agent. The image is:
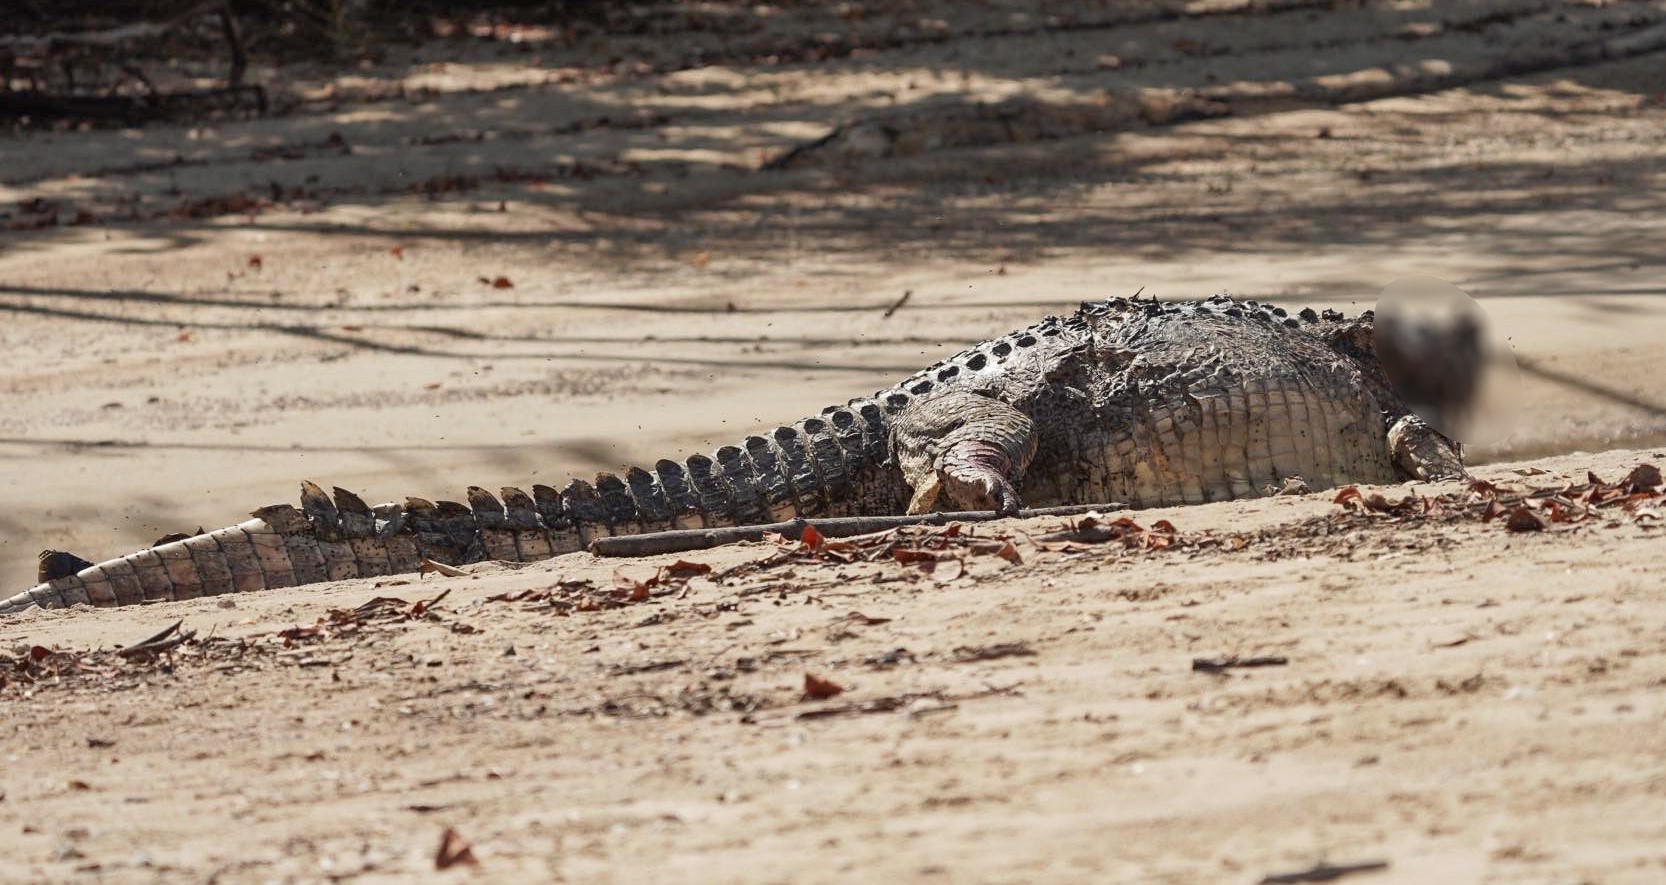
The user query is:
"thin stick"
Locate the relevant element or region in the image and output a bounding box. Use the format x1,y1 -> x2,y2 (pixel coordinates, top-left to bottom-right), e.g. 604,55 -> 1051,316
119,619 -> 182,653
218,2 -> 248,88
117,618 -> 197,658
590,502 -> 1125,558
1259,859 -> 1390,884
881,289 -> 912,318
1192,655 -> 1289,673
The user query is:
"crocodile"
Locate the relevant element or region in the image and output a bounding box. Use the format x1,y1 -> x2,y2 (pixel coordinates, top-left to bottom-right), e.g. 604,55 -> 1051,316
1,294 -> 1466,616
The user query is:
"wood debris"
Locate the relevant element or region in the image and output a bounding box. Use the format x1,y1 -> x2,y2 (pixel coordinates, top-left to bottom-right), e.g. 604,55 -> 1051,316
1192,655 -> 1289,673
1258,859 -> 1390,884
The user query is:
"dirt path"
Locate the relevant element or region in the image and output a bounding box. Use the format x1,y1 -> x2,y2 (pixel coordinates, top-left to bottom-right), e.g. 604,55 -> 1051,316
3,1 -> 1666,881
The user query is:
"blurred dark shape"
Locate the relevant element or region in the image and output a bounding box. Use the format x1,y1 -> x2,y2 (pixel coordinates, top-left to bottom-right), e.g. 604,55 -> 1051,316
37,549 -> 93,583
1377,309 -> 1483,432
1373,276 -> 1519,445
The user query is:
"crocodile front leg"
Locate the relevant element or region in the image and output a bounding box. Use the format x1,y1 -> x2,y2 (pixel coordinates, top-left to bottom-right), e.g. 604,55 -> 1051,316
1387,414 -> 1469,482
891,391 -> 1038,515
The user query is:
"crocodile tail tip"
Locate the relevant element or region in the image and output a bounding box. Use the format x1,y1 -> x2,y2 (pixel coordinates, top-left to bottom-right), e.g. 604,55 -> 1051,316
0,587 -> 41,616
0,573 -> 75,616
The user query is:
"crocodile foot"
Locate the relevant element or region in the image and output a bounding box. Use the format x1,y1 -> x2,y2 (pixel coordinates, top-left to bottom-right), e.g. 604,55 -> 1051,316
1388,414 -> 1470,482
891,390 -> 1037,515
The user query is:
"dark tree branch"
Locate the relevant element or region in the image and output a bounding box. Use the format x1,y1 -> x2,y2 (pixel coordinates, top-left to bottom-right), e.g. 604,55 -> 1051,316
590,502 -> 1126,557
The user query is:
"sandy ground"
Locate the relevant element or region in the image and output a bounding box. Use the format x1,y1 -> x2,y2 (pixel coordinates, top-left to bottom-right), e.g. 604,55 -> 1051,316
3,1 -> 1666,881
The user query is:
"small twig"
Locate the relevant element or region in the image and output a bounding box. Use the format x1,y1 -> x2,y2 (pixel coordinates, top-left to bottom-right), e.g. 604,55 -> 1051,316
795,696 -> 910,720
1192,655 -> 1289,673
951,642 -> 1036,663
121,620 -> 182,650
1259,859 -> 1390,884
217,2 -> 247,88
117,619 -> 197,658
609,659 -> 687,676
590,502 -> 1126,557
881,289 -> 912,318
420,588 -> 453,610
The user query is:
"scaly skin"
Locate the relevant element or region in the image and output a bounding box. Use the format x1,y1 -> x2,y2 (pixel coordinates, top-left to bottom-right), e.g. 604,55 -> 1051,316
2,294 -> 1463,615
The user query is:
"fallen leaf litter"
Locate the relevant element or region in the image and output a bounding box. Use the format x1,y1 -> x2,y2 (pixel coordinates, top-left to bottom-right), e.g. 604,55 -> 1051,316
5,465 -> 1659,706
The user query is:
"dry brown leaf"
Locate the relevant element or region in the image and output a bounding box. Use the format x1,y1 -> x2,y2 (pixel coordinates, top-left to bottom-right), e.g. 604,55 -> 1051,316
611,570 -> 652,601
1468,479 -> 1501,496
798,523 -> 826,553
803,673 -> 845,700
690,251 -> 711,267
993,539 -> 1023,564
1334,486 -> 1423,517
247,254 -> 263,269
661,560 -> 713,579
1545,500 -> 1585,524
1505,506 -> 1547,532
434,827 -> 479,870
491,276 -> 514,289
405,589 -> 451,618
389,246 -> 404,259
1621,463 -> 1663,493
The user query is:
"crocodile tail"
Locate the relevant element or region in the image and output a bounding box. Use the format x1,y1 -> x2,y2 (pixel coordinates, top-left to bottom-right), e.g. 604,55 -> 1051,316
0,480 -> 571,615
0,397 -> 907,615
587,396 -> 904,533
